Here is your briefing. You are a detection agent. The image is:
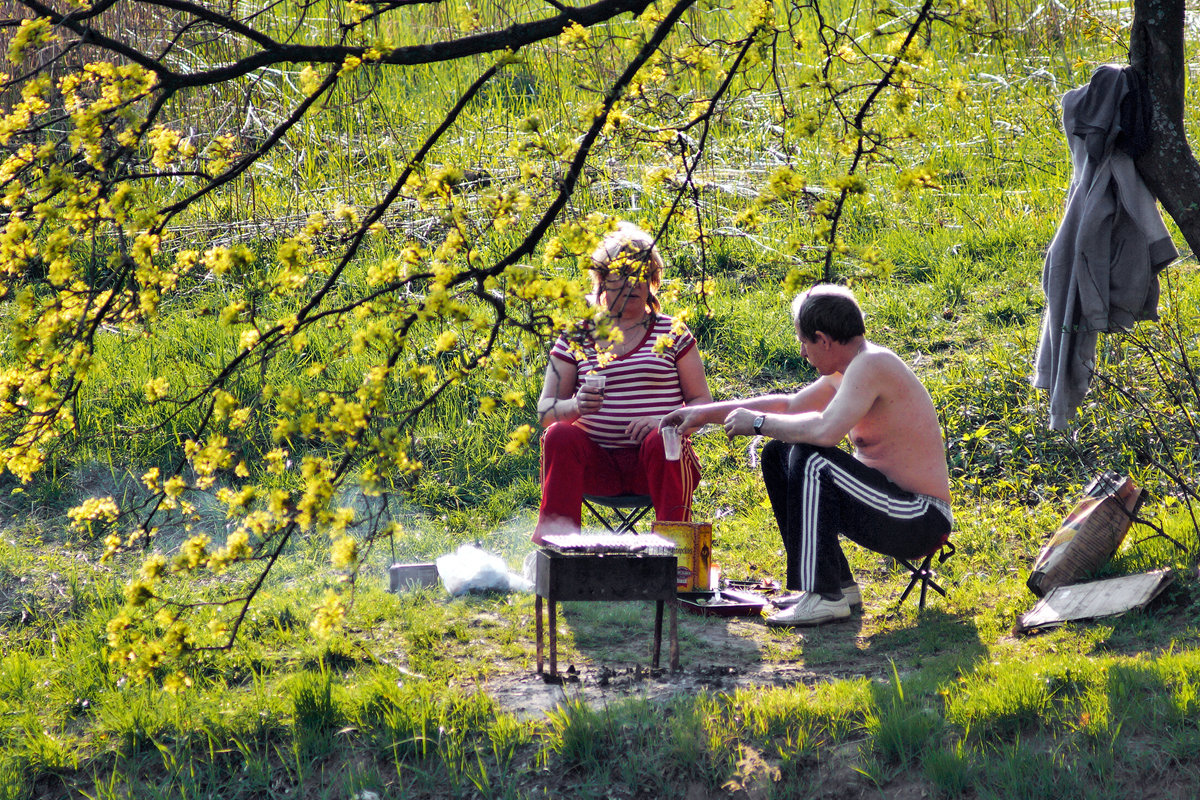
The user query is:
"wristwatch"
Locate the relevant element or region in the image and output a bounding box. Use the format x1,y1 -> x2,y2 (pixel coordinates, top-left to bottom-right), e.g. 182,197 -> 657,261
753,415 -> 765,435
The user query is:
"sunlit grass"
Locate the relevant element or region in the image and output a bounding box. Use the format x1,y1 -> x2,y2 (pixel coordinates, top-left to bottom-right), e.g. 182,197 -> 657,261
4,0 -> 1200,797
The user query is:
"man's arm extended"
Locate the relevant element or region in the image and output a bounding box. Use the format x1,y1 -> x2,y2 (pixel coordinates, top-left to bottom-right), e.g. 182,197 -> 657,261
725,355 -> 882,444
662,375 -> 838,436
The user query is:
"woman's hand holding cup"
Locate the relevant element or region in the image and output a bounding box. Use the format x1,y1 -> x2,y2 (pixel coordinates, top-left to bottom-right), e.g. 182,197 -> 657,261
577,373 -> 606,415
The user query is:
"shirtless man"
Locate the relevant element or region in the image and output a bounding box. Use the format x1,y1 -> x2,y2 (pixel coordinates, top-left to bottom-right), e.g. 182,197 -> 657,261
662,285 -> 952,626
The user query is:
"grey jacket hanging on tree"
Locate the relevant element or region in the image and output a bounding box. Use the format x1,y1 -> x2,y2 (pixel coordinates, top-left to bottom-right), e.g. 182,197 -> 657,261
1032,64 -> 1178,430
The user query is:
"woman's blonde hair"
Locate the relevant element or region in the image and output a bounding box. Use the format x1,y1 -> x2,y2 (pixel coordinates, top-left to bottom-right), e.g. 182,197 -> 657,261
589,221 -> 663,313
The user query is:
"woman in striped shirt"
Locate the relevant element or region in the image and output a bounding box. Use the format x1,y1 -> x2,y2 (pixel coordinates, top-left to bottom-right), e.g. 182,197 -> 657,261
533,222 -> 713,542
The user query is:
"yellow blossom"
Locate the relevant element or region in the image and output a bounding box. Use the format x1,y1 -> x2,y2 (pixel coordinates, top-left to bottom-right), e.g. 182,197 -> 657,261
175,534 -> 210,570
163,672 -> 193,693
505,424 -> 535,454
144,376 -> 169,402
652,334 -> 676,355
331,535 -> 358,568
434,330 -> 458,353
310,590 -> 346,636
124,579 -> 155,607
67,495 -> 120,533
560,21 -> 590,48
140,554 -> 167,581
299,64 -> 323,95
142,467 -> 160,491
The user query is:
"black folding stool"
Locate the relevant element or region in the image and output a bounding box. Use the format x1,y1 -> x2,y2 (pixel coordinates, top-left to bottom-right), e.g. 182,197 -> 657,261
896,536 -> 956,610
581,493 -> 654,534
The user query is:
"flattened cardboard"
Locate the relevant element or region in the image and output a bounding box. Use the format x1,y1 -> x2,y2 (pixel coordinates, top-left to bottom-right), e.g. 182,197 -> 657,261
1014,570 -> 1173,635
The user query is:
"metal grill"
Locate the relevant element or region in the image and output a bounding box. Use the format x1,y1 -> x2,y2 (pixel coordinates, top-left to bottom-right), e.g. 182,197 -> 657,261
539,533 -> 676,555
533,547 -> 680,676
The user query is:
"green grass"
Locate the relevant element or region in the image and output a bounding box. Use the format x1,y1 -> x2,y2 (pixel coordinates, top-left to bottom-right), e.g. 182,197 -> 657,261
5,0 -> 1200,797
4,508 -> 1200,797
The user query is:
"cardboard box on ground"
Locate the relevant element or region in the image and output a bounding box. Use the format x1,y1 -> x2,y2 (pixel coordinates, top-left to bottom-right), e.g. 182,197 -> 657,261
1027,471 -> 1147,598
1017,472 -> 1168,636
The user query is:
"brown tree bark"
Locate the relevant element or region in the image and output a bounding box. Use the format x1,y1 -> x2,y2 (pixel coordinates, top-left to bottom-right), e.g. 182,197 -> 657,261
1131,0 -> 1200,257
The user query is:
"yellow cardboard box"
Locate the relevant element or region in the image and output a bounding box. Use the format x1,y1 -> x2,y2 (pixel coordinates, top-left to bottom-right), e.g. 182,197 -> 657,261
652,521 -> 712,590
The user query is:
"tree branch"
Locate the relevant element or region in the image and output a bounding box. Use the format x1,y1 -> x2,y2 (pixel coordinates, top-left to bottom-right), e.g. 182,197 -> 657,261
18,0 -> 658,89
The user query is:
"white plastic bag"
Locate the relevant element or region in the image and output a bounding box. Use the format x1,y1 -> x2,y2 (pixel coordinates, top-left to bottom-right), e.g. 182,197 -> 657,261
435,544 -> 531,596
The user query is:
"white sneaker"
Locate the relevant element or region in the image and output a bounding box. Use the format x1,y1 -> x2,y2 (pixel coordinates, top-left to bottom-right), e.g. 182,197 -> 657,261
772,591 -> 804,608
764,592 -> 851,627
775,584 -> 862,609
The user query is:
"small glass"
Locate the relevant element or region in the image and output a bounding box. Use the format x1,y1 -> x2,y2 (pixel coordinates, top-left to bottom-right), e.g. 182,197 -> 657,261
662,425 -> 681,460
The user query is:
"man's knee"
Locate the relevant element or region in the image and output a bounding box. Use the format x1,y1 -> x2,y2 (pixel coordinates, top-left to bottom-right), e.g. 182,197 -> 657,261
760,439 -> 789,483
761,438 -> 787,463
763,442 -> 836,499
762,439 -> 822,471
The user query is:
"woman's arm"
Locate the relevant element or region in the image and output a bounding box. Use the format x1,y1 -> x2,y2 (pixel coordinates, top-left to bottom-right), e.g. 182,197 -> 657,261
536,356 -> 602,427
676,345 -> 713,407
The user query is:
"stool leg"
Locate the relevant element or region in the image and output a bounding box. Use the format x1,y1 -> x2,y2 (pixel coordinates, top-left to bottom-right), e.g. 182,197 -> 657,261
549,599 -> 558,677
652,601 -> 664,669
898,554 -> 932,609
535,595 -> 544,674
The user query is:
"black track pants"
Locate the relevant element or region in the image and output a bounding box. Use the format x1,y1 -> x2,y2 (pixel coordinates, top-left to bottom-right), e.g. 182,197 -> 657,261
760,440 -> 952,595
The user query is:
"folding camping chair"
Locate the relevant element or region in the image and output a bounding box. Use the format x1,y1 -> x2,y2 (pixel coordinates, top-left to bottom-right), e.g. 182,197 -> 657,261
895,536 -> 956,611
582,493 -> 654,535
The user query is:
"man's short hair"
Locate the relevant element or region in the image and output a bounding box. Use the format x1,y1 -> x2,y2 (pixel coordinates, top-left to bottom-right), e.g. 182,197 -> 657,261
791,284 -> 865,343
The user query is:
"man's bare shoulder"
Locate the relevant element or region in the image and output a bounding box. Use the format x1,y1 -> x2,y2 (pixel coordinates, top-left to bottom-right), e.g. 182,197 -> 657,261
846,343 -> 914,379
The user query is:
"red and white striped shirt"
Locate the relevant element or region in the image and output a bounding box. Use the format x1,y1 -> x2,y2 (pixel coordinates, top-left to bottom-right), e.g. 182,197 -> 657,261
550,314 -> 697,449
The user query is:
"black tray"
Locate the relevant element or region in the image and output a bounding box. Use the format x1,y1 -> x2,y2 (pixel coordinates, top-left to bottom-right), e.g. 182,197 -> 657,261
725,579 -> 782,593
673,588 -> 769,617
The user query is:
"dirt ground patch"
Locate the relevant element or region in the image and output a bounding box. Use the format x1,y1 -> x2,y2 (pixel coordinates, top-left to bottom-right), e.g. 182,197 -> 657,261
482,660 -> 875,720
479,605 -> 916,719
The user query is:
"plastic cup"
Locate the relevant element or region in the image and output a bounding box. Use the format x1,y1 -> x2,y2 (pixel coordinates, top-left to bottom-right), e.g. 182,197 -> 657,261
582,373 -> 606,392
662,426 -> 681,460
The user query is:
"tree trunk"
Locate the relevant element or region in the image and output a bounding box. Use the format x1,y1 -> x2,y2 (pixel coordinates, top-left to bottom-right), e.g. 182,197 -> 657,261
1131,0 -> 1200,257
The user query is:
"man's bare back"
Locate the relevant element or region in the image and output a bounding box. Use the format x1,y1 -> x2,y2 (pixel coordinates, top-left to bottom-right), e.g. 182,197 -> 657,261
835,343 -> 950,503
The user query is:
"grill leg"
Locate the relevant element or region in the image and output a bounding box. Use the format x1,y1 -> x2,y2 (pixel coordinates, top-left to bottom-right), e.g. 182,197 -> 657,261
549,599 -> 558,677
535,595 -> 544,674
652,601 -> 663,669
669,605 -> 679,671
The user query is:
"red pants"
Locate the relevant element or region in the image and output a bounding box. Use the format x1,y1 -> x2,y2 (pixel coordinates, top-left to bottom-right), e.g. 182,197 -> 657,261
534,422 -> 700,542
